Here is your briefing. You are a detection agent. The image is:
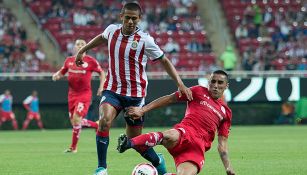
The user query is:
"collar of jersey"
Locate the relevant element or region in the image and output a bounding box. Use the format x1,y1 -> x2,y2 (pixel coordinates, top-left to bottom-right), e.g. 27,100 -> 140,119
120,26 -> 140,37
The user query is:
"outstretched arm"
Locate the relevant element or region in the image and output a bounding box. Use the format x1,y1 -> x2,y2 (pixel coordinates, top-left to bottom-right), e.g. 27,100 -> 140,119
75,35 -> 107,66
127,93 -> 177,119
159,56 -> 193,101
218,136 -> 235,175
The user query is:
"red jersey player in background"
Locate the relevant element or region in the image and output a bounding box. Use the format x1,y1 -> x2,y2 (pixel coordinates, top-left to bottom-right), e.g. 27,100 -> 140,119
52,39 -> 106,153
75,2 -> 192,175
0,89 -> 18,130
22,90 -> 44,130
118,70 -> 236,175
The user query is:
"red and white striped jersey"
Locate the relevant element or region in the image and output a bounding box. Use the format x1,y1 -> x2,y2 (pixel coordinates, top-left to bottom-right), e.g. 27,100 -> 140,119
102,24 -> 164,97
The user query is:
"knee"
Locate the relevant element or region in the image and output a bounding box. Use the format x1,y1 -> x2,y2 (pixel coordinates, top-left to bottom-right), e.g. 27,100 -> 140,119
71,114 -> 82,125
177,169 -> 197,175
162,129 -> 179,141
98,117 -> 112,131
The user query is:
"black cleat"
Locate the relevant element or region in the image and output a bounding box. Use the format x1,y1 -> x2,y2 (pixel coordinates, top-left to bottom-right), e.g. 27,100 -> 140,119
117,134 -> 130,153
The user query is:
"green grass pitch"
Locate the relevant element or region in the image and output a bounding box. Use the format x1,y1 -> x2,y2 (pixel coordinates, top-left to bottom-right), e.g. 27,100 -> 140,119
0,126 -> 307,175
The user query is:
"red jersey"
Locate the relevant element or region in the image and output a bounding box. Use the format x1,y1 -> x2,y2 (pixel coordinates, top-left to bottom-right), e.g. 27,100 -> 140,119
175,85 -> 232,141
102,24 -> 164,97
60,55 -> 103,99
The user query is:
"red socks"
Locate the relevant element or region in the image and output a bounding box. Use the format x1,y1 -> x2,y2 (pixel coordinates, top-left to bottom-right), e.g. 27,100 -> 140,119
131,132 -> 163,148
12,119 -> 18,130
22,118 -> 30,130
70,125 -> 82,150
81,119 -> 98,129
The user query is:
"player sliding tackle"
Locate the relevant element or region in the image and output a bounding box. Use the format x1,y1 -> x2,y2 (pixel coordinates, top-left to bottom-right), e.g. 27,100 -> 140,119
118,70 -> 236,175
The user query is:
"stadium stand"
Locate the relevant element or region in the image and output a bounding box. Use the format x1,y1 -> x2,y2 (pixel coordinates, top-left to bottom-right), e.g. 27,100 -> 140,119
0,3 -> 54,73
221,0 -> 306,71
23,0 -> 216,72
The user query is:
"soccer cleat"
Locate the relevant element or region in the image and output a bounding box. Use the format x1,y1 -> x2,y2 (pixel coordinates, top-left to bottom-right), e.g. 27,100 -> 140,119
117,134 -> 130,153
93,167 -> 108,175
64,148 -> 77,153
155,153 -> 167,175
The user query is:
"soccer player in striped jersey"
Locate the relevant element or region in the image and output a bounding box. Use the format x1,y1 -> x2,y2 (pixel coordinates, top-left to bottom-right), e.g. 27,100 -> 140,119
22,90 -> 44,130
0,89 -> 18,130
52,39 -> 106,153
75,2 -> 193,175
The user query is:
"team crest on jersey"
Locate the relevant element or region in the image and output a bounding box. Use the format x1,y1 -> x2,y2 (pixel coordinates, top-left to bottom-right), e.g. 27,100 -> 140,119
82,62 -> 88,68
131,40 -> 138,50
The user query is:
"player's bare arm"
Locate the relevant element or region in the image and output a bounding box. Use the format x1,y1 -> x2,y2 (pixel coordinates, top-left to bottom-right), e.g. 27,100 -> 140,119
159,56 -> 193,101
218,136 -> 235,175
127,93 -> 177,120
52,71 -> 64,81
75,35 -> 107,66
97,70 -> 106,96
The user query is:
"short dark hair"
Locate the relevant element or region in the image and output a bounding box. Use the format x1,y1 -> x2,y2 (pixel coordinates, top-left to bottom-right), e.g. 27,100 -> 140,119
213,70 -> 229,82
121,1 -> 142,16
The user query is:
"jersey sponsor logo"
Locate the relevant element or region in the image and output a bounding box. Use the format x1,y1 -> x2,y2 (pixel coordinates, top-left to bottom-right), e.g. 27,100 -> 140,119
68,62 -> 74,66
82,62 -> 88,68
131,40 -> 138,50
203,94 -> 210,99
68,69 -> 86,74
200,100 -> 223,121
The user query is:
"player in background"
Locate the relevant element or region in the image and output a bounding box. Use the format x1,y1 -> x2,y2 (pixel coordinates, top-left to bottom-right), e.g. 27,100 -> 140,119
75,2 -> 192,175
52,39 -> 106,153
22,90 -> 44,130
0,89 -> 18,130
118,70 -> 236,175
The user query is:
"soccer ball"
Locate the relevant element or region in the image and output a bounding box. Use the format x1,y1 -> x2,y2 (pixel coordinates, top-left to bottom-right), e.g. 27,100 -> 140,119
131,163 -> 158,175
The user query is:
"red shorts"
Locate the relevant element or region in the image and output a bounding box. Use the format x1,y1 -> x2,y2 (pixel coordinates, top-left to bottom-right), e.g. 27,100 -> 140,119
26,112 -> 41,120
167,124 -> 211,173
68,95 -> 91,118
0,111 -> 15,121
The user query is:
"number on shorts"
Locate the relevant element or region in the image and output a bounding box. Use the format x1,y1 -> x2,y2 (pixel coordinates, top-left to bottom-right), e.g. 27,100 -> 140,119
77,102 -> 84,113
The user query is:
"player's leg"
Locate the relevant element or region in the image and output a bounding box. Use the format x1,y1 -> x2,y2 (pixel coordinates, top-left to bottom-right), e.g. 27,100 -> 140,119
96,103 -> 117,166
67,111 -> 82,152
81,118 -> 98,129
10,112 -> 18,130
0,111 -> 3,127
126,126 -> 163,173
80,100 -> 98,129
94,91 -> 123,175
22,112 -> 32,130
118,128 -> 179,152
122,96 -> 167,175
176,162 -> 198,175
67,100 -> 90,152
34,113 -> 44,129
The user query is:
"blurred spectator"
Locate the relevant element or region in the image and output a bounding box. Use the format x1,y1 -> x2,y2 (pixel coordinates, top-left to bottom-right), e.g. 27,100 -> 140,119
163,38 -> 180,53
252,4 -> 262,37
186,38 -> 203,53
274,101 -> 295,125
235,24 -> 248,39
219,46 -> 237,71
